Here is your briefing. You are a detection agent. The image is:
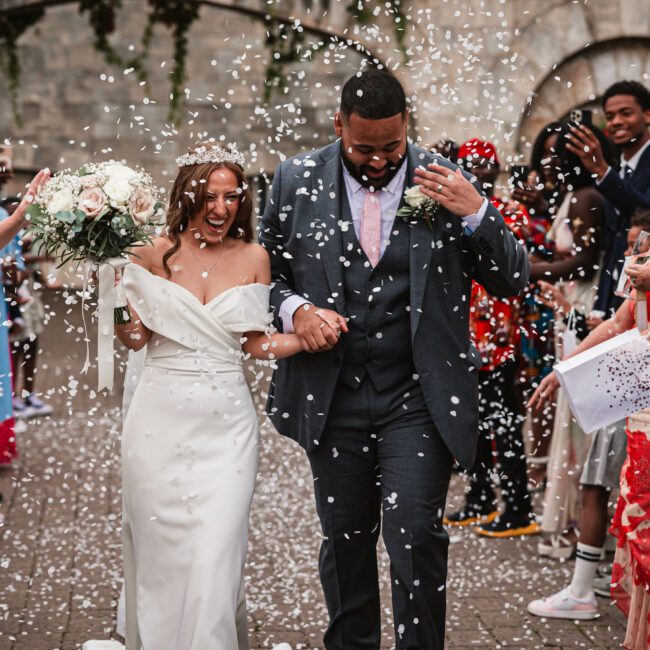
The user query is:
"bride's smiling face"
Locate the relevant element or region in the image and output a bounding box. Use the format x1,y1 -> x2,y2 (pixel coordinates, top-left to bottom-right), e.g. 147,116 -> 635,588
190,167 -> 241,244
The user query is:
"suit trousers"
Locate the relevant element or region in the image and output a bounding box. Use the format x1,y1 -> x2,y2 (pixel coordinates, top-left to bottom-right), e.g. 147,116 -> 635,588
307,374 -> 453,650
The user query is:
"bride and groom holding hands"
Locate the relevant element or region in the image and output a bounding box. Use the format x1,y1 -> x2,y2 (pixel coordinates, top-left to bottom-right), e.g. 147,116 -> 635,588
114,69 -> 529,650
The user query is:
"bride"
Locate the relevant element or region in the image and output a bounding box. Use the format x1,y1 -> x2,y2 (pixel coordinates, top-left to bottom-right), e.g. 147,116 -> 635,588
114,142 -> 324,650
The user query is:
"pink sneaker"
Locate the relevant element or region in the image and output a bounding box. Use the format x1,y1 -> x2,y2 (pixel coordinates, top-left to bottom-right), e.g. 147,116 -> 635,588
527,586 -> 598,620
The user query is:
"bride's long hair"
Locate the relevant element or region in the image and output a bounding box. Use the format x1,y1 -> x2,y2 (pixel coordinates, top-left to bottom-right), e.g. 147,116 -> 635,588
162,143 -> 253,276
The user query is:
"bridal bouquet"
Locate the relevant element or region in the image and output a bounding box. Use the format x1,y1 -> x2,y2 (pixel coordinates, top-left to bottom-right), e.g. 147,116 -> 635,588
26,161 -> 164,391
26,161 -> 163,265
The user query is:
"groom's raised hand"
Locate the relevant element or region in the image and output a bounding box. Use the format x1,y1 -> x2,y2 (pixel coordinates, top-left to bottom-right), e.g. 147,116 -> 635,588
293,303 -> 348,353
414,164 -> 484,217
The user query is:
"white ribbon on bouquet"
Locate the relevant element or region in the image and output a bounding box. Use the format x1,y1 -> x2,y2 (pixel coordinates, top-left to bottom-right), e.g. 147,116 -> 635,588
80,256 -> 130,392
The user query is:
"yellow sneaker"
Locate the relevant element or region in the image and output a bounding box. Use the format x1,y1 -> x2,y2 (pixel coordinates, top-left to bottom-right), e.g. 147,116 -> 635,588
474,516 -> 540,538
443,507 -> 498,527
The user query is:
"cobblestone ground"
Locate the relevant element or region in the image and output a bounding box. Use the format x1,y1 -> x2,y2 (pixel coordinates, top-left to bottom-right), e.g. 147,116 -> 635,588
0,292 -> 627,649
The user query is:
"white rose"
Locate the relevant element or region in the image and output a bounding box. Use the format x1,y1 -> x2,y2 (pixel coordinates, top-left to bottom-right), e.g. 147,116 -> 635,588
104,163 -> 136,183
129,188 -> 155,225
78,187 -> 107,219
404,185 -> 427,208
48,187 -> 75,214
103,176 -> 132,205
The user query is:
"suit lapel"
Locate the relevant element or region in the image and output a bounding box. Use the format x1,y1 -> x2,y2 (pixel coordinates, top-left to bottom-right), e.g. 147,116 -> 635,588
314,144 -> 345,313
406,144 -> 435,339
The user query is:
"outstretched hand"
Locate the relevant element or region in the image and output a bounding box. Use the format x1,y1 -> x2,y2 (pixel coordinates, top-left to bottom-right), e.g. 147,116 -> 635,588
565,125 -> 609,180
13,168 -> 50,225
414,163 -> 484,217
293,303 -> 348,353
527,371 -> 560,411
0,169 -> 50,251
511,170 -> 547,214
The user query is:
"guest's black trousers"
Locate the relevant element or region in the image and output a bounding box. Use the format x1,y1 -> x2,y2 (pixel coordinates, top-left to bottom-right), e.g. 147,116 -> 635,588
466,360 -> 532,518
307,375 -> 453,650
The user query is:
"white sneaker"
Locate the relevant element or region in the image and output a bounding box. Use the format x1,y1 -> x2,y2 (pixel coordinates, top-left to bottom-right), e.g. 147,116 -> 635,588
528,586 -> 598,620
592,575 -> 612,598
537,533 -> 576,559
272,645 -> 293,650
82,642 -> 124,650
23,394 -> 53,418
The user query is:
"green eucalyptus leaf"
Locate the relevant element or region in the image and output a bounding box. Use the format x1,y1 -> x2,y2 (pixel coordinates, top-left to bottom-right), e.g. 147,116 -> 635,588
25,203 -> 44,221
55,211 -> 75,224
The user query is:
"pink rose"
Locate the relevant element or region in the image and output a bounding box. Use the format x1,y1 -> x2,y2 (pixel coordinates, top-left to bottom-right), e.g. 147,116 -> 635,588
78,187 -> 107,219
129,187 -> 155,225
79,174 -> 100,189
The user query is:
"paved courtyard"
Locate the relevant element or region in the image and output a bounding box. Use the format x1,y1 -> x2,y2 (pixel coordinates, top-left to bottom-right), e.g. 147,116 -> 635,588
0,291 -> 627,649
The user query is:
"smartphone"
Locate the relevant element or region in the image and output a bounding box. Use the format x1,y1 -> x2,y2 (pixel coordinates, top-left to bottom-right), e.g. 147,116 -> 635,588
0,145 -> 13,176
509,164 -> 530,189
568,108 -> 593,128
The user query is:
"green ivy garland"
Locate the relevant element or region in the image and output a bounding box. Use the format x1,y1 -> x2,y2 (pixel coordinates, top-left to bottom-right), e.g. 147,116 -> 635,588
0,5 -> 44,126
80,0 -> 200,124
136,0 -> 200,124
79,0 -> 128,69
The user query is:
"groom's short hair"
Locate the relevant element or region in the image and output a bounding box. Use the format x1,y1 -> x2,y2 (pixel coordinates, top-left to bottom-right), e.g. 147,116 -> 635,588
340,69 -> 407,121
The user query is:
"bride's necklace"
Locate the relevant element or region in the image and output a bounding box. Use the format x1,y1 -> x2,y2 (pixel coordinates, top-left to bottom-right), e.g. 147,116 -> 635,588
187,241 -> 224,279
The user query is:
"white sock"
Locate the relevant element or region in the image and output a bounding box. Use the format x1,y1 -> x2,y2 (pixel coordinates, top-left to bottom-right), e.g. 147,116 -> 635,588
570,542 -> 602,598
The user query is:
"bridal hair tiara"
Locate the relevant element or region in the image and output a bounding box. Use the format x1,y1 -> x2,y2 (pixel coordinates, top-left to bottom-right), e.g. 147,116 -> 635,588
175,144 -> 246,169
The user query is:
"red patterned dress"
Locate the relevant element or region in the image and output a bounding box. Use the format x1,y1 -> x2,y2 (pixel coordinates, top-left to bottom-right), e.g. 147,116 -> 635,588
470,197 -> 529,371
611,294 -> 650,649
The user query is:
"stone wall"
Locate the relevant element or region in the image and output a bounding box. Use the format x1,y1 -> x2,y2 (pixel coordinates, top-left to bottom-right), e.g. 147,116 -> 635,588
1,0 -> 366,201
1,0 -> 650,197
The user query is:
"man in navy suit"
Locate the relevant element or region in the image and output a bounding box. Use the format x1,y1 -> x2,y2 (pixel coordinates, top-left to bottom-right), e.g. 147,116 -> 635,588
260,70 -> 528,649
567,80 -> 650,313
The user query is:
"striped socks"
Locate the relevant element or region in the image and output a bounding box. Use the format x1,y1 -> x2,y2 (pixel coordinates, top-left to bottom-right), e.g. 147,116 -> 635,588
569,543 -> 603,598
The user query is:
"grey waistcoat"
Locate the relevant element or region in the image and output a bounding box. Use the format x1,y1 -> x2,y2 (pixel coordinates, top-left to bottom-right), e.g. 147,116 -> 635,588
339,192 -> 417,391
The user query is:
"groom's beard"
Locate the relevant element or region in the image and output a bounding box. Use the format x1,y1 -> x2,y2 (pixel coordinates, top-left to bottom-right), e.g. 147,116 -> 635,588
340,146 -> 405,190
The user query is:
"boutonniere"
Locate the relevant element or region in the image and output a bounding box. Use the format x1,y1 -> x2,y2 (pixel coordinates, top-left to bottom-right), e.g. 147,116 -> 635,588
397,185 -> 440,230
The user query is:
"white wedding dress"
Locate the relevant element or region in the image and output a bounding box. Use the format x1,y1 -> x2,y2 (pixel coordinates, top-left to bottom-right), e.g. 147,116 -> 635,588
121,264 -> 272,650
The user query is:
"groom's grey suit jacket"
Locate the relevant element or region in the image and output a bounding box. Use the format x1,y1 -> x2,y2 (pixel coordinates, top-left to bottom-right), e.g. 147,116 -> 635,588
259,141 -> 529,468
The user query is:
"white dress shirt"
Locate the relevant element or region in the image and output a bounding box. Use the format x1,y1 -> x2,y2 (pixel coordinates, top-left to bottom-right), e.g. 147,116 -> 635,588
279,158 -> 488,332
598,137 -> 650,183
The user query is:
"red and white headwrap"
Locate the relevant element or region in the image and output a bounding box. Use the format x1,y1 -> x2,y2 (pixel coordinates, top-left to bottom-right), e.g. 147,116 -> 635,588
458,139 -> 500,166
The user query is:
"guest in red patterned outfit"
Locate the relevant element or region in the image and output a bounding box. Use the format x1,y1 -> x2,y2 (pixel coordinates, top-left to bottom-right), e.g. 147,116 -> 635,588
530,283 -> 650,647
444,140 -> 539,538
611,273 -> 650,648
610,416 -> 650,649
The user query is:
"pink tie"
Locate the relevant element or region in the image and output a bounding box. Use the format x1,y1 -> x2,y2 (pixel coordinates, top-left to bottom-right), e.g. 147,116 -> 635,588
360,191 -> 381,267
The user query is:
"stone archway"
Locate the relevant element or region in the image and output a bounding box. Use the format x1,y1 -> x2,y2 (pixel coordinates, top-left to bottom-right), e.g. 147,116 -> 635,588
517,36 -> 650,153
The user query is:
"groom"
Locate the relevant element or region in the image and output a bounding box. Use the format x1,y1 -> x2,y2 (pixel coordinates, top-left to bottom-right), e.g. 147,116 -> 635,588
260,69 -> 528,649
